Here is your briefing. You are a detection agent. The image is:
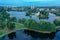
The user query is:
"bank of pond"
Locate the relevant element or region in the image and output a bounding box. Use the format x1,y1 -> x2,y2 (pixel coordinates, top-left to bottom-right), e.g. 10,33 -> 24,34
1,29 -> 60,40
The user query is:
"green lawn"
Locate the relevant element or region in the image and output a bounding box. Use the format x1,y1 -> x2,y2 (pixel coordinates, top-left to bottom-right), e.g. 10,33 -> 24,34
0,22 -> 25,38
0,22 -> 58,38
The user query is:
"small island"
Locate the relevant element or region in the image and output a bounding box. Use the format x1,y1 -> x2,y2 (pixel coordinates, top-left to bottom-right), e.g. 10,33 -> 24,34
25,9 -> 49,19
0,7 -> 60,40
51,10 -> 60,16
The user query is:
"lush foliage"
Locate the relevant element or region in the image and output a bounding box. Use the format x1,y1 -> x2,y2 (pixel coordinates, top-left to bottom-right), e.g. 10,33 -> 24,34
7,22 -> 15,30
18,18 -> 26,24
54,18 -> 60,26
26,9 -> 49,19
24,19 -> 56,32
52,10 -> 60,16
24,19 -> 38,29
10,17 -> 17,22
0,31 -> 3,35
38,10 -> 49,19
39,20 -> 56,32
0,8 -> 16,30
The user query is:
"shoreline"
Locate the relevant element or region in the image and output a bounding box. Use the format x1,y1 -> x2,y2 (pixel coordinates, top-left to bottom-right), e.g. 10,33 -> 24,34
0,23 -> 59,38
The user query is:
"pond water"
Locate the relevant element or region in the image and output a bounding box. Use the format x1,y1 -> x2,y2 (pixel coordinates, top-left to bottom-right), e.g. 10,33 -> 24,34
0,30 -> 60,40
8,11 -> 59,23
0,11 -> 59,40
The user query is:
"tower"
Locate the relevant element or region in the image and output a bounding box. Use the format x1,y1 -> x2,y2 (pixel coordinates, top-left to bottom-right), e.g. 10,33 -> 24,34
31,5 -> 34,9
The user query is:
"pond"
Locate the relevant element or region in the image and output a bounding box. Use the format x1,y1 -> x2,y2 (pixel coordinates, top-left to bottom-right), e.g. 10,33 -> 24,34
1,11 -> 59,40
0,30 -> 60,40
8,11 -> 60,23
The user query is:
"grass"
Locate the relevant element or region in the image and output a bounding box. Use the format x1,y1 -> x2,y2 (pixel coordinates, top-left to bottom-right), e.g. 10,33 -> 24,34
15,22 -> 25,29
0,22 -> 25,38
0,32 -> 3,35
0,22 -> 59,38
25,28 -> 52,33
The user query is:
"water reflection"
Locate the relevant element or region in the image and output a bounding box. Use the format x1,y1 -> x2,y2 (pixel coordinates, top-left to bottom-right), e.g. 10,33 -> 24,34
0,30 -> 60,40
24,30 -> 56,40
8,32 -> 16,39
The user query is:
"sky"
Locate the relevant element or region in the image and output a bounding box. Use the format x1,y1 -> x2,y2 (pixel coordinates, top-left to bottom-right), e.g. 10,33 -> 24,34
23,0 -> 57,2
0,0 -> 60,6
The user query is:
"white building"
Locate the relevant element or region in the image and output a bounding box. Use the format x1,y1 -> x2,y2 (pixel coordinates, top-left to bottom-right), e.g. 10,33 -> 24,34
51,9 -> 56,11
39,8 -> 45,11
31,5 -> 35,9
35,12 -> 40,16
46,9 -> 50,11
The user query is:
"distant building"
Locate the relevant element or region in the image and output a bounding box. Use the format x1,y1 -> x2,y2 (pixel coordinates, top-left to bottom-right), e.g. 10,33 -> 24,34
46,9 -> 50,11
51,9 -> 56,11
31,5 -> 35,9
35,12 -> 40,16
39,8 -> 45,11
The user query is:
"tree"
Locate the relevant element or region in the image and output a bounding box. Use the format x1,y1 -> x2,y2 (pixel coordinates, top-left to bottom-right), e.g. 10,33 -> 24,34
24,19 -> 56,32
25,9 -> 34,19
24,20 -> 30,28
25,9 -> 32,16
39,20 -> 56,32
0,8 -> 16,30
52,10 -> 60,16
7,22 -> 15,30
0,20 -> 5,29
54,18 -> 60,26
18,18 -> 26,24
0,9 -> 8,29
29,19 -> 38,29
38,10 -> 49,19
24,19 -> 38,29
10,17 -> 17,22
